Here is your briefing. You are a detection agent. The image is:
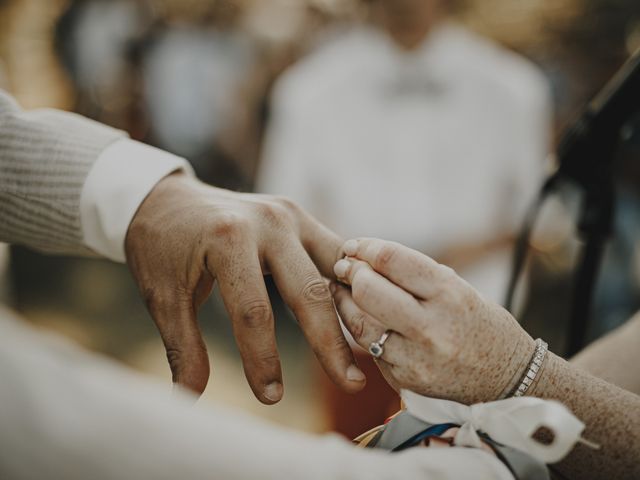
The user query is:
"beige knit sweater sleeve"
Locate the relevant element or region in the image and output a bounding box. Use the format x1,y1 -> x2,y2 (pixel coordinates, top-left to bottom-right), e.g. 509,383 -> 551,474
0,90 -> 125,255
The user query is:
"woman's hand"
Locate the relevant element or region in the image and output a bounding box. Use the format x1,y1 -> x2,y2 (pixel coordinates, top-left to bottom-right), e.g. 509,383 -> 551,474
331,238 -> 535,404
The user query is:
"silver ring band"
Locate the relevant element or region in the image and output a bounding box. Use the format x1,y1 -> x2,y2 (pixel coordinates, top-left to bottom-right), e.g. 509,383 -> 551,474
369,330 -> 392,358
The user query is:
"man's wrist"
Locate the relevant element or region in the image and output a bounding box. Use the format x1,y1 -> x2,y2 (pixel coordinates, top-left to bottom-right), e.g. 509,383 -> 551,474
80,139 -> 194,263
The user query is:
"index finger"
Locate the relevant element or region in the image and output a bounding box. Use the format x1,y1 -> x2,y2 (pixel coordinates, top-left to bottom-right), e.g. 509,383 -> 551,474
342,238 -> 451,300
298,209 -> 344,279
334,257 -> 424,335
266,238 -> 366,393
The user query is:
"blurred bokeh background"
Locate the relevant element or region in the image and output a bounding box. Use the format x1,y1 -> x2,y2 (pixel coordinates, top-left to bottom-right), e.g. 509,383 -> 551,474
1,0 -> 640,437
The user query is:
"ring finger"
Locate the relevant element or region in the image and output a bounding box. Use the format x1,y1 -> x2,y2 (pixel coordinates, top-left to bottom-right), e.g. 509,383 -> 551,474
332,283 -> 404,365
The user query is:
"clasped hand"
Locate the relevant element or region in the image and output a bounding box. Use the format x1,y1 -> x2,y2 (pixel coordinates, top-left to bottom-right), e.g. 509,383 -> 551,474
332,238 -> 535,404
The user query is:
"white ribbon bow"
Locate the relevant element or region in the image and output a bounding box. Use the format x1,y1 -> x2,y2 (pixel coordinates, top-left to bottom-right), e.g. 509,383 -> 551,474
401,389 -> 586,463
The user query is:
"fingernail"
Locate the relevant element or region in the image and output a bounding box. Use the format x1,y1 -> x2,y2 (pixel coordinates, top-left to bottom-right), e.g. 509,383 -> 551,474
264,382 -> 283,402
334,259 -> 350,279
346,364 -> 366,382
343,239 -> 359,256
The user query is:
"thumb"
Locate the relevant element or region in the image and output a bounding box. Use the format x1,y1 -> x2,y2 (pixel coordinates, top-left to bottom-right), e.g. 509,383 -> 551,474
145,288 -> 210,395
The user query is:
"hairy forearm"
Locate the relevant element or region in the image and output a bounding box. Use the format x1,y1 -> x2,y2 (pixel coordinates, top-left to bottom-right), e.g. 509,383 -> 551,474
529,352 -> 640,479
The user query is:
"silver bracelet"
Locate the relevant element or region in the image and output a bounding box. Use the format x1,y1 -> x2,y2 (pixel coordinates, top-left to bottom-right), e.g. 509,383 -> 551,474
511,338 -> 548,397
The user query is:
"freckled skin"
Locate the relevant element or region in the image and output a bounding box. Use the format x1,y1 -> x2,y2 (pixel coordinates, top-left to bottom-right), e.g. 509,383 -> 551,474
335,256 -> 534,405
334,238 -> 640,480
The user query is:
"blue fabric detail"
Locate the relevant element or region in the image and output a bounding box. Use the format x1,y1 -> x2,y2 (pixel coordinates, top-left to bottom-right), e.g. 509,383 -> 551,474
392,423 -> 458,452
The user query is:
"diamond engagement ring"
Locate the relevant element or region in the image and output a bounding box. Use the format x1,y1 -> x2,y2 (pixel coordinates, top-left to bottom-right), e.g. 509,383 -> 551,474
369,330 -> 392,358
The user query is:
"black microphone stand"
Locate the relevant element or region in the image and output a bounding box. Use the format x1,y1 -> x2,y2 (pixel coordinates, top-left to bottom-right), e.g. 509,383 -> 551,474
505,48 -> 640,357
561,129 -> 617,357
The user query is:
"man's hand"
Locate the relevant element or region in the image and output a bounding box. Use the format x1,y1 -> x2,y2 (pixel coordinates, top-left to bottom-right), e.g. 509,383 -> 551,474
124,173 -> 365,403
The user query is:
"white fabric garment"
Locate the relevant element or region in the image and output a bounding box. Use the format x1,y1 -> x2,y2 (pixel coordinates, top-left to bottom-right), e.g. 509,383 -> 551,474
142,27 -> 254,161
80,138 -> 194,262
258,22 -> 551,303
0,307 -> 514,480
401,390 -> 585,464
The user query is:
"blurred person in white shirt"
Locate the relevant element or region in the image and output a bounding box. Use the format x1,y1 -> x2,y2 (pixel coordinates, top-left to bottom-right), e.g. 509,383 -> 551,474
141,3 -> 254,184
257,0 -> 552,437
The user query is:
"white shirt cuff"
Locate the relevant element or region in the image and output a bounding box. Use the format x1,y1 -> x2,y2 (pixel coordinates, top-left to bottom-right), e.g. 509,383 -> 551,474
80,139 -> 195,263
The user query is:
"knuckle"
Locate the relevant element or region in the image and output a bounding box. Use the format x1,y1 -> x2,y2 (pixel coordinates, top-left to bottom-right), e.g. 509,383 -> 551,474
440,286 -> 458,305
439,264 -> 457,277
301,278 -> 331,305
165,338 -> 209,369
166,348 -> 185,384
166,347 -> 182,372
436,270 -> 459,295
256,201 -> 288,226
272,195 -> 301,213
441,279 -> 468,305
437,266 -> 460,290
374,244 -> 397,270
211,212 -> 249,239
239,301 -> 272,329
328,332 -> 350,354
348,312 -> 369,342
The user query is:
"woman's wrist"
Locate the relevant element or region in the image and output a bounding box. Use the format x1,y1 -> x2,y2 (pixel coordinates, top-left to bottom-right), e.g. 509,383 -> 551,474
523,350 -> 640,480
496,333 -> 537,399
510,339 -> 548,397
526,351 -> 560,399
